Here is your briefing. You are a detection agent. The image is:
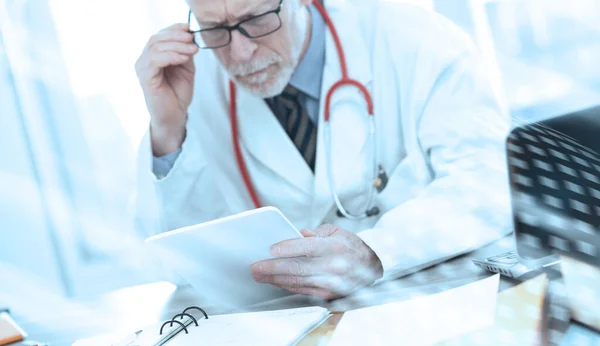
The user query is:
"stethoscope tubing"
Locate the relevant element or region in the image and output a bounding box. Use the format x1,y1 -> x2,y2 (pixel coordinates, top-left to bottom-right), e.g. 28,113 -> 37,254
229,1 -> 379,220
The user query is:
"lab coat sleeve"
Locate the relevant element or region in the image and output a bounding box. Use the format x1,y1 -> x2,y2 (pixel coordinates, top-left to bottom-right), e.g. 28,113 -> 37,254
358,47 -> 512,282
135,122 -> 229,237
153,149 -> 182,178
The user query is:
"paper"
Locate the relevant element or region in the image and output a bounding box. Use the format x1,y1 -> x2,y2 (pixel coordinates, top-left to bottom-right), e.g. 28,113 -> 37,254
328,275 -> 500,346
439,274 -> 547,346
561,255 -> 600,331
168,306 -> 329,346
73,306 -> 329,346
0,312 -> 26,346
145,207 -> 304,309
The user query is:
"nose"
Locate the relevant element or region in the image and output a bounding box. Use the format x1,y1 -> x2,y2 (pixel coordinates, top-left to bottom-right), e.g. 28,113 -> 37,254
229,30 -> 258,64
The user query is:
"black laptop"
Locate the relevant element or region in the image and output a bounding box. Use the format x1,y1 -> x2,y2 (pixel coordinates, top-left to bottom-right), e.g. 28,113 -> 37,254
474,105 -> 600,333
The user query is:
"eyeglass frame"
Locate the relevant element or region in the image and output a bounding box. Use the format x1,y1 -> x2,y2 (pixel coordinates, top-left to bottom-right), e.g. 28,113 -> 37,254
187,0 -> 284,49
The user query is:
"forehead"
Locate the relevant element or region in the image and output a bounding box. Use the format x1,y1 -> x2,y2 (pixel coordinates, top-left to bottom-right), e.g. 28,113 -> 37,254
189,0 -> 276,21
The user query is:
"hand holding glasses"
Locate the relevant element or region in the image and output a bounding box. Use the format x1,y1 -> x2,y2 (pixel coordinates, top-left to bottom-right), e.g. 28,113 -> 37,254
135,0 -> 285,156
135,22 -> 198,156
188,0 -> 284,49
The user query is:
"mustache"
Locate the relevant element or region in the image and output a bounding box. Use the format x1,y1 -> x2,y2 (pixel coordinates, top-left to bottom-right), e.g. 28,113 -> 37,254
227,56 -> 283,76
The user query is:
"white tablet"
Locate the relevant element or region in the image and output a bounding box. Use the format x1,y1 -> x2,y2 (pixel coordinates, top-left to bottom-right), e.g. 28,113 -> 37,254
145,207 -> 303,308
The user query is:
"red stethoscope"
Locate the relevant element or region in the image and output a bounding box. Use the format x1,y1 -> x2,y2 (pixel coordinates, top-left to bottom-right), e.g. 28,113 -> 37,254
229,1 -> 382,220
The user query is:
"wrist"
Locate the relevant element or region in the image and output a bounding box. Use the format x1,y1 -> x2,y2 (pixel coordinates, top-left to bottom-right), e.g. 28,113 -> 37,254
150,110 -> 187,131
150,117 -> 187,157
362,241 -> 384,281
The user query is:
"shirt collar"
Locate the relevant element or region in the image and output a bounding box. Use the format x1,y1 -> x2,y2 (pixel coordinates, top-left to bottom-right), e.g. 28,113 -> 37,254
288,3 -> 326,100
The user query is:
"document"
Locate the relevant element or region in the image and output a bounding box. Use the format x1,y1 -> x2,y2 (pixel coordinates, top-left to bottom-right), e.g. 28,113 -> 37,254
561,255 -> 600,331
145,207 -> 304,308
165,306 -> 329,346
438,274 -> 547,346
328,275 -> 500,346
0,310 -> 26,346
72,306 -> 329,346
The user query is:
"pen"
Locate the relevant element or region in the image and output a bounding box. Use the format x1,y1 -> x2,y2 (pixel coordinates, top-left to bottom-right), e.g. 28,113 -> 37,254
112,330 -> 143,346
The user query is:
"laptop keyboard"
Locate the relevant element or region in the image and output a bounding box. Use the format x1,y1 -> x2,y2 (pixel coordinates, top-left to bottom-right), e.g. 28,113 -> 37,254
507,122 -> 600,265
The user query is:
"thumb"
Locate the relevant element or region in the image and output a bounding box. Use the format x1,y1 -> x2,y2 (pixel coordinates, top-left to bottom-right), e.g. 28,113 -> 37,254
313,224 -> 339,238
300,229 -> 316,237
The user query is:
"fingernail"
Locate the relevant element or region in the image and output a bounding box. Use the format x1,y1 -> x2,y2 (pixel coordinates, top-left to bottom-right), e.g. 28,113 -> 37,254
252,272 -> 264,282
270,245 -> 280,257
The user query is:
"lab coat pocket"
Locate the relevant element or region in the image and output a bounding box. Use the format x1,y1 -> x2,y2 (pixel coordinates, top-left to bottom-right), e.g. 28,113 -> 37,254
374,155 -> 429,213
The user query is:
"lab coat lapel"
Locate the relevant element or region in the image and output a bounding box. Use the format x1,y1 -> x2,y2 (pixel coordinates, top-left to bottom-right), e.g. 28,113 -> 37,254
312,1 -> 374,226
235,85 -> 314,198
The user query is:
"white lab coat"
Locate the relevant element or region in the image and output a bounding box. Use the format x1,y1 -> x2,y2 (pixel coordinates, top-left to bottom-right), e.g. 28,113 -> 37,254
136,0 -> 512,281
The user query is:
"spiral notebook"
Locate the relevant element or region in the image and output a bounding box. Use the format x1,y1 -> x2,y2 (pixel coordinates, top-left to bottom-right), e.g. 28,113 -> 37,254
73,306 -> 329,346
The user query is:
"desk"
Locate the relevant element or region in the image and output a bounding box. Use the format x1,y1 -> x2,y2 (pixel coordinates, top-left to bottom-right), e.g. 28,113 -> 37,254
8,237 -> 589,346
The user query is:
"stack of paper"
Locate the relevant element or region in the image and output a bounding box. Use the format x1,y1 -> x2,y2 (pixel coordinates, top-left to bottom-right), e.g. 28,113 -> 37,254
328,275 -> 500,346
73,306 -> 329,346
439,274 -> 548,345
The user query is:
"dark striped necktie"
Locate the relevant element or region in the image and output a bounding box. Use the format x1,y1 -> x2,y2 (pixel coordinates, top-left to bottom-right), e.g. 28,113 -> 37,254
267,85 -> 318,171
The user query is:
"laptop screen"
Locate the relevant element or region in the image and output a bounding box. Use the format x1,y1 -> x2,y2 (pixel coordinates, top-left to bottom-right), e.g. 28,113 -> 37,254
507,105 -> 600,267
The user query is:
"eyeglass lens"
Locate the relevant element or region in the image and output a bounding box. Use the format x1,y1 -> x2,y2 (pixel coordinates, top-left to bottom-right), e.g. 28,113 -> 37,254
193,12 -> 282,49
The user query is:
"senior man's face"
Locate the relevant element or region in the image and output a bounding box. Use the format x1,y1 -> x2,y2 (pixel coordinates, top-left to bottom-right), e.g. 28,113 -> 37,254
190,0 -> 312,98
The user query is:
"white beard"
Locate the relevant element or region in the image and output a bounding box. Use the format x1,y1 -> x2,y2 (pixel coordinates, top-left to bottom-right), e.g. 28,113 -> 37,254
226,55 -> 295,98
221,4 -> 309,98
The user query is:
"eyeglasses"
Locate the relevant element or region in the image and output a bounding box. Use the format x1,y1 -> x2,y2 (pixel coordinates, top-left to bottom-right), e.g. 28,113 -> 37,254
188,0 -> 284,49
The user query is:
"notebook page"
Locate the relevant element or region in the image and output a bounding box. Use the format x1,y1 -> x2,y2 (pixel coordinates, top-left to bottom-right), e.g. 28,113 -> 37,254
329,274 -> 500,346
72,318 -> 192,346
167,306 -> 329,346
132,318 -> 192,346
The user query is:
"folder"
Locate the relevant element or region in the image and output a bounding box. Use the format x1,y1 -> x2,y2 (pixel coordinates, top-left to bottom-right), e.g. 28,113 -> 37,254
73,306 -> 330,346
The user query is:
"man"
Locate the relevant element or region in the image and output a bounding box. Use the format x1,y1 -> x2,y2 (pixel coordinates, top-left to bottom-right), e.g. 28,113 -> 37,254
135,0 -> 512,300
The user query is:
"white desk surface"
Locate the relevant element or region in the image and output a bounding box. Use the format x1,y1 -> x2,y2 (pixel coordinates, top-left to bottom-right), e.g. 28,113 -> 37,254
8,236 -> 589,346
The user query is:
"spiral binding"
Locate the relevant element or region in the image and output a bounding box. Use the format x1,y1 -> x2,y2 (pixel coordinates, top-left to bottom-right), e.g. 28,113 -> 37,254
159,306 -> 209,335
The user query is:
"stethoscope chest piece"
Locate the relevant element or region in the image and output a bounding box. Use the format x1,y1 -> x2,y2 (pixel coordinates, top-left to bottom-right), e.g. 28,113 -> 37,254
373,165 -> 389,193
335,165 -> 388,219
337,206 -> 380,218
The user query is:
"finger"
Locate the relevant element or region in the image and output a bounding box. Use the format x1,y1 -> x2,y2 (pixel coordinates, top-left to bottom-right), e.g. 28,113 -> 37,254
270,237 -> 331,258
255,274 -> 354,293
313,224 -> 340,238
253,256 -> 364,282
158,23 -> 191,34
151,28 -> 195,44
152,41 -> 198,55
254,274 -> 313,287
253,257 -> 324,277
147,52 -> 191,70
279,286 -> 342,300
254,274 -> 328,288
300,229 -> 316,237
